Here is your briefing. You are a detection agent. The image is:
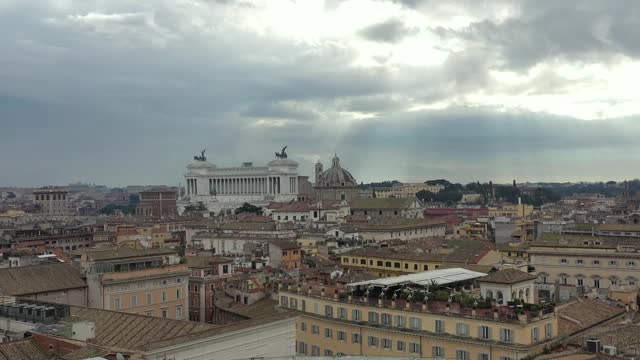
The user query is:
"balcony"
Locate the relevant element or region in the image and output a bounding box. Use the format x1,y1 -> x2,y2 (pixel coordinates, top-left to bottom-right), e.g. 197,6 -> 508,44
281,285 -> 555,325
101,264 -> 189,283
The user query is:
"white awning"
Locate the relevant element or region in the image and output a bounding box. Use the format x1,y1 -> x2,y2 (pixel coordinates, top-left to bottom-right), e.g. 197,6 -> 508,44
347,268 -> 487,288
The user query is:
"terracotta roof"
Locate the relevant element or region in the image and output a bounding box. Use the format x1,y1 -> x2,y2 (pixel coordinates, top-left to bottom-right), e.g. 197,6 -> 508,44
479,268 -> 536,284
269,239 -> 301,250
186,256 -> 234,269
68,306 -> 217,350
531,234 -> 640,249
0,339 -> 60,360
225,297 -> 280,318
0,263 -> 86,296
350,197 -> 419,210
557,298 -> 625,335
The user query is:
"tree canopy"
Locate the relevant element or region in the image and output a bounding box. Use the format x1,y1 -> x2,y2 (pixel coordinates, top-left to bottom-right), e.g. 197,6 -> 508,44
234,202 -> 263,215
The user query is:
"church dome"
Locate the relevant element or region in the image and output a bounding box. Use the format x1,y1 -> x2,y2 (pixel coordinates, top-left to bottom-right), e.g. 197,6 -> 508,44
317,155 -> 357,187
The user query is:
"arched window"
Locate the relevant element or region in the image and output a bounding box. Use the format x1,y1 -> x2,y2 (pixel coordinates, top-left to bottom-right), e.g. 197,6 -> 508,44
486,290 -> 493,299
385,261 -> 392,267
518,289 -> 524,299
496,291 -> 504,305
525,288 -> 530,302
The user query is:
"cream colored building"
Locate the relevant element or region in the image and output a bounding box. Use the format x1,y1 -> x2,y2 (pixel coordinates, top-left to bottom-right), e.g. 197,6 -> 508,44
530,234 -> 640,289
33,187 -> 70,215
279,272 -> 558,359
73,247 -> 190,320
334,218 -> 447,243
489,203 -> 533,219
375,183 -> 445,198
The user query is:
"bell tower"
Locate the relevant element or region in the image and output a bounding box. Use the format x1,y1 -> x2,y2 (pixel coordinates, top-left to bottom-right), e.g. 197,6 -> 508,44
315,161 -> 323,185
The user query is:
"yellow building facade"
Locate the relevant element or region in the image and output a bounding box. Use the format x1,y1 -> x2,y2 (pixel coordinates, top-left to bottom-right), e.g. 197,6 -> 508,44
340,250 -> 501,278
489,204 -> 533,219
281,290 -> 557,359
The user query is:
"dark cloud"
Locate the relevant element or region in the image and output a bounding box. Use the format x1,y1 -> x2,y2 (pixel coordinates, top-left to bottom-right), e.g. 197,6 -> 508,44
358,18 -> 418,43
439,0 -> 640,70
0,0 -> 639,186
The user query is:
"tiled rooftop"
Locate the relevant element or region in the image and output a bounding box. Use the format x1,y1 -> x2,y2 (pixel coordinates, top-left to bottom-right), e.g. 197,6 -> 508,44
557,298 -> 625,335
0,339 -> 59,360
0,263 -> 86,296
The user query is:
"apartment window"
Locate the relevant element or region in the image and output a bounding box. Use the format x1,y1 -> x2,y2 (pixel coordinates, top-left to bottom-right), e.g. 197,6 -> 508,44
394,262 -> 401,268
338,307 -> 347,319
352,309 -> 362,321
176,289 -> 181,299
576,259 -> 583,264
352,333 -> 361,344
479,354 -> 490,360
410,317 -> 422,330
385,261 -> 391,267
394,315 -> 406,328
368,311 -> 379,324
161,308 -> 168,318
593,260 -> 600,265
404,263 -> 409,269
609,260 -> 617,266
532,327 -> 540,342
290,298 -> 297,309
545,323 -> 553,338
311,345 -> 320,356
114,298 -> 121,311
368,336 -> 378,347
176,305 -> 183,320
337,330 -> 346,341
414,264 -> 418,270
500,357 -> 514,360
301,299 -> 306,311
560,258 -> 567,264
456,323 -> 469,336
300,322 -> 307,332
311,325 -> 319,335
435,319 -> 445,334
479,325 -> 491,340
381,313 -> 392,326
324,349 -> 333,356
577,278 -> 584,286
324,305 -> 333,318
298,342 -> 307,354
500,329 -> 513,343
397,340 -> 406,352
381,338 -> 392,349
628,261 -> 636,267
325,328 -> 333,338
131,295 -> 138,307
147,293 -> 152,305
410,343 -> 421,354
432,346 -> 444,358
423,264 -> 428,271
456,350 -> 469,360
594,279 -> 600,288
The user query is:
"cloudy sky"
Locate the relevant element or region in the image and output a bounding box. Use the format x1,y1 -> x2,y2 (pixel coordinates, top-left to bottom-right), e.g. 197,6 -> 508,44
2,0 -> 640,187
